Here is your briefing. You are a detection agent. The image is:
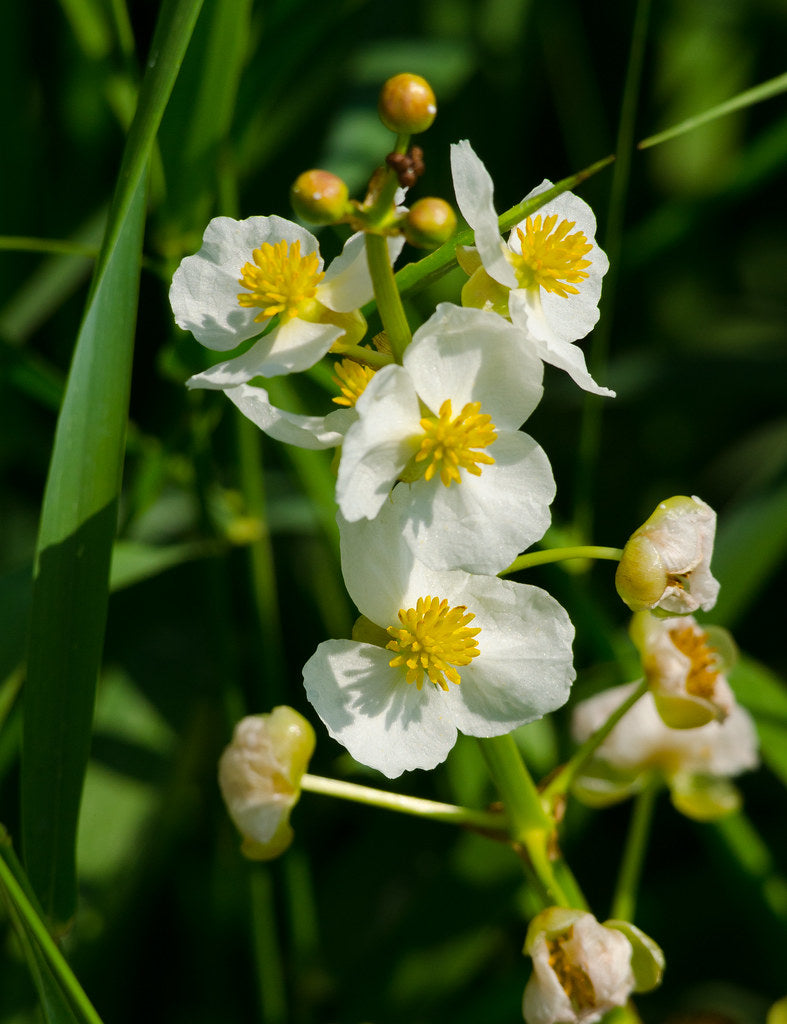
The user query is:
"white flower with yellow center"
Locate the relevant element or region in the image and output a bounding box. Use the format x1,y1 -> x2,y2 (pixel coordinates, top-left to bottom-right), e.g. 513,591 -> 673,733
302,501 -> 575,778
450,140 -> 613,398
336,303 -> 554,574
170,215 -> 402,389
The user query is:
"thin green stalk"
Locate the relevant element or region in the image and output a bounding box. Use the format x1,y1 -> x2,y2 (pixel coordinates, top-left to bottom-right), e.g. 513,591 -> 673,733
365,232 -> 412,362
542,679 -> 648,805
248,864 -> 288,1024
235,414 -> 285,707
574,0 -> 651,543
0,833 -> 105,1024
477,735 -> 572,906
610,775 -> 660,922
638,70 -> 787,150
329,340 -> 393,369
502,546 -> 622,576
300,773 -> 506,832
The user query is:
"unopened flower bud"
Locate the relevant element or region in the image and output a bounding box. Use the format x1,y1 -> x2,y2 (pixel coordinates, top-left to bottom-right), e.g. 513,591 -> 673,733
218,706 -> 315,860
522,908 -> 638,1024
378,73 -> 437,135
404,197 -> 457,249
615,496 -> 720,615
290,169 -> 349,224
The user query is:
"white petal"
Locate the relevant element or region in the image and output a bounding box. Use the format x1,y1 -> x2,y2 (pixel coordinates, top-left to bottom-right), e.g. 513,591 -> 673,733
405,303 -> 544,427
186,317 -> 343,389
170,215 -> 319,350
335,365 -> 423,522
509,291 -> 615,397
448,577 -> 575,736
450,140 -> 517,289
224,383 -> 355,449
319,232 -> 405,312
302,640 -> 459,778
394,431 -> 555,574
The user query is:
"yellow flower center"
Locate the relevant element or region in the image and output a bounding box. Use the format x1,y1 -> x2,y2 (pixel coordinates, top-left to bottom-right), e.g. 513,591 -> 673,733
547,931 -> 596,1011
509,215 -> 592,297
415,399 -> 497,487
332,359 -> 376,407
237,239 -> 324,322
386,596 -> 481,691
669,624 -> 720,700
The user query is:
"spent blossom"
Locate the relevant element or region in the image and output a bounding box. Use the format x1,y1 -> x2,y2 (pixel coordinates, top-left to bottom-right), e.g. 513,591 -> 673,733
218,706 -> 315,860
615,496 -> 720,615
522,908 -> 637,1024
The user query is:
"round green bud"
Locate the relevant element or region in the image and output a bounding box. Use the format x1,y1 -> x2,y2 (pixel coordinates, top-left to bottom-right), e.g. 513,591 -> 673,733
290,169 -> 349,224
404,197 -> 457,249
378,73 -> 437,135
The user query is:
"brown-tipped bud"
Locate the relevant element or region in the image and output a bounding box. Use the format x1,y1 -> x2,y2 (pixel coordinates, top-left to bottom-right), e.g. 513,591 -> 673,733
290,169 -> 349,224
378,73 -> 437,135
404,197 -> 457,249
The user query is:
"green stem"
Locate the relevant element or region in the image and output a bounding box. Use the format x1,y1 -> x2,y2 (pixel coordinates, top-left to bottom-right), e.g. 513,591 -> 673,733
364,231 -> 412,362
477,735 -> 572,906
542,679 -> 649,804
329,340 -> 393,369
610,775 -> 660,922
502,545 -> 623,576
388,154 -> 615,301
0,832 -> 105,1024
300,774 -> 506,833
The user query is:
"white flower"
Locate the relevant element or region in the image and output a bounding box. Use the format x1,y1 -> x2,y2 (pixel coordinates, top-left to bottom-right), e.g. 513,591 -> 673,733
170,215 -> 402,389
302,501 -> 575,779
336,302 -> 554,574
523,908 -> 635,1024
571,681 -> 759,818
615,496 -> 720,615
218,706 -> 315,860
631,612 -> 736,729
450,140 -> 613,397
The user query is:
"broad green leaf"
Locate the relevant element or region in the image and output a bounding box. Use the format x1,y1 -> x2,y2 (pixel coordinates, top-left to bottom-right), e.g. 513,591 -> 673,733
21,0 -> 205,925
731,656 -> 787,791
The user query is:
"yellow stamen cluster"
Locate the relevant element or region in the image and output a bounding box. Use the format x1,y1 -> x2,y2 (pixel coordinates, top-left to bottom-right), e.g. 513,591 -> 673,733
332,359 -> 376,407
669,624 -> 720,700
237,239 -> 324,322
416,399 -> 497,487
386,596 -> 481,691
511,215 -> 592,298
547,931 -> 596,1011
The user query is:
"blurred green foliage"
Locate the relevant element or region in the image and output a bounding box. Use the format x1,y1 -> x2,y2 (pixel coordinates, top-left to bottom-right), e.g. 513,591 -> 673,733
1,0 -> 787,1021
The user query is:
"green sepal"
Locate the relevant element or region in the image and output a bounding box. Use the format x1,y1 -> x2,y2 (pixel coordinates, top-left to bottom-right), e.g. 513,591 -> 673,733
669,772 -> 741,821
570,758 -> 647,808
604,919 -> 665,993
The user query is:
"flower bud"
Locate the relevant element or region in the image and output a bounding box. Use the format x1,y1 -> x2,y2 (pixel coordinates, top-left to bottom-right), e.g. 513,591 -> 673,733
522,908 -> 637,1024
290,169 -> 350,224
404,197 -> 457,249
218,707 -> 315,860
378,73 -> 437,135
615,496 -> 720,615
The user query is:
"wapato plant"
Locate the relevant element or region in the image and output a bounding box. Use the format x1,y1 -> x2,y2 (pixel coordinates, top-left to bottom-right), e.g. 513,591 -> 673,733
169,74 -> 762,1023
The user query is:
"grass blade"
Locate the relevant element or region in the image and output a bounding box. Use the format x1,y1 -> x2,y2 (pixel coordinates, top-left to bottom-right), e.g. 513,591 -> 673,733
21,0 -> 205,925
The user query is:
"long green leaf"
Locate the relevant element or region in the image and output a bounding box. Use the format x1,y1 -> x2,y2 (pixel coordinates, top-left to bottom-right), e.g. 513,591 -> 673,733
0,828 -> 105,1024
21,0 -> 204,925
